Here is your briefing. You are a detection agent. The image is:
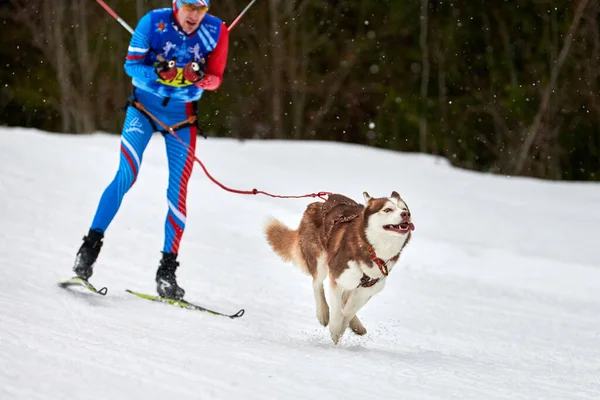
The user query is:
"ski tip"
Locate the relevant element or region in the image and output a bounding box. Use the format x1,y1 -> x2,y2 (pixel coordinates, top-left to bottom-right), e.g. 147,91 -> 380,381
126,289 -> 245,318
58,276 -> 81,286
59,277 -> 107,295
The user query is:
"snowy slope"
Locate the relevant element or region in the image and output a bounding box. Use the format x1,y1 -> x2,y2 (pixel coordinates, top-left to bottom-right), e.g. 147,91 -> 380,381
1,127 -> 599,400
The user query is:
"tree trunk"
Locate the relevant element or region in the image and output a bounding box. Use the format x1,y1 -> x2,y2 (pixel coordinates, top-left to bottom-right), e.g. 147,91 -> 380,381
493,9 -> 518,87
268,0 -> 284,139
44,0 -> 73,132
419,0 -> 430,153
73,0 -> 95,133
137,0 -> 145,19
435,31 -> 447,158
288,1 -> 309,139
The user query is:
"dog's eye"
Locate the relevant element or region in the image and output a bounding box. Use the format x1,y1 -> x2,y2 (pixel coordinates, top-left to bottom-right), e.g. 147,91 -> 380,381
383,208 -> 393,213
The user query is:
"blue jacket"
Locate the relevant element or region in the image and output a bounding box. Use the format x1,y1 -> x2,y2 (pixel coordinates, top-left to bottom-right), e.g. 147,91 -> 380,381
125,8 -> 224,102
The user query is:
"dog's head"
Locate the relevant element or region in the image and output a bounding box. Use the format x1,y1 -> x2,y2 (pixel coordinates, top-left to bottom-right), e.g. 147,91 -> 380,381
362,191 -> 415,236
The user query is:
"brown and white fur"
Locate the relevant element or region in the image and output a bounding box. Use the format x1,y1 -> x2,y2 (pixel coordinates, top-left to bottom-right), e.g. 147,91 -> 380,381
265,191 -> 414,344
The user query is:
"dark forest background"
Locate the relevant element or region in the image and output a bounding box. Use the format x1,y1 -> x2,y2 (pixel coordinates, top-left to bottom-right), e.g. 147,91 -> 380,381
1,0 -> 599,181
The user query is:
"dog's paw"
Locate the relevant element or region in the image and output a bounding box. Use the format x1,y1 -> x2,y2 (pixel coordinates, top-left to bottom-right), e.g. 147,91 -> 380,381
329,322 -> 345,345
316,307 -> 330,327
349,316 -> 367,336
330,329 -> 344,345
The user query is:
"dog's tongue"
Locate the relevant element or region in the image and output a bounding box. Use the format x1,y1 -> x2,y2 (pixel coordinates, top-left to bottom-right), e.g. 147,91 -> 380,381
399,222 -> 415,231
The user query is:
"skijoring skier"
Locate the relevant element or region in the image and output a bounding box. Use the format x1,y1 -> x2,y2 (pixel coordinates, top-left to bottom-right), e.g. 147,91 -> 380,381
72,0 -> 229,300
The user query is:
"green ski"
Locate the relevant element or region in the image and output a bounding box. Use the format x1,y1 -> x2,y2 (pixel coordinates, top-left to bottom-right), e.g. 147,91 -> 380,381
125,289 -> 245,319
58,277 -> 108,296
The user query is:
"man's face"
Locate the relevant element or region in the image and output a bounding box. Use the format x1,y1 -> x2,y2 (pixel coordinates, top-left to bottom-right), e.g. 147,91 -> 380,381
177,4 -> 208,33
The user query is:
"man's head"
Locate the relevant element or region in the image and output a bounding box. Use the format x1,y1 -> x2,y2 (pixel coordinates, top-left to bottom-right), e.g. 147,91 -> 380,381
173,0 -> 210,33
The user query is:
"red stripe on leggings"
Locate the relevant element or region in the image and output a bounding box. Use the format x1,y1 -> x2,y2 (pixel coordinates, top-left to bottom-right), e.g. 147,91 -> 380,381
121,145 -> 138,184
169,103 -> 197,252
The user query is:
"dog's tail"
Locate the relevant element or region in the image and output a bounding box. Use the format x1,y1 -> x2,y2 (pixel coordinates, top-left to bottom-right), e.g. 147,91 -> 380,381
264,217 -> 310,275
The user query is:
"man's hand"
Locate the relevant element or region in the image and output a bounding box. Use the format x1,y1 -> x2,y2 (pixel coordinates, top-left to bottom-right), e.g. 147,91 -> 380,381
182,61 -> 205,83
155,57 -> 177,81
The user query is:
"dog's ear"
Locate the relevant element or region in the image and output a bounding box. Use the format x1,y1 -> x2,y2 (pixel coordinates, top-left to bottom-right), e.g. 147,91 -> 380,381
391,191 -> 401,200
363,191 -> 372,203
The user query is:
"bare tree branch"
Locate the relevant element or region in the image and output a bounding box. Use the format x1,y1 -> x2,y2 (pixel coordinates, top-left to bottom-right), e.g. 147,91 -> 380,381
513,0 -> 591,174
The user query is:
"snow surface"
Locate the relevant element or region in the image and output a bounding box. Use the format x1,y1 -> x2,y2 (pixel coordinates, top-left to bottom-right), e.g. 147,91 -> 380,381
1,127 -> 599,399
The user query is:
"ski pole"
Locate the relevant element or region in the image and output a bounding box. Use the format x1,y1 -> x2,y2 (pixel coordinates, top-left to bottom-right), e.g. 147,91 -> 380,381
95,0 -> 134,35
227,0 -> 257,31
95,0 -> 257,33
94,0 -> 168,60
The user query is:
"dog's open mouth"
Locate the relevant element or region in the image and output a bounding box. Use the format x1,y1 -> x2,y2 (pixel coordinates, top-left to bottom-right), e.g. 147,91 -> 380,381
383,222 -> 415,233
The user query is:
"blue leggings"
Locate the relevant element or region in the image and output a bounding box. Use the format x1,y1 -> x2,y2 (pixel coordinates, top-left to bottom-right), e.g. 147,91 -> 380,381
91,89 -> 198,254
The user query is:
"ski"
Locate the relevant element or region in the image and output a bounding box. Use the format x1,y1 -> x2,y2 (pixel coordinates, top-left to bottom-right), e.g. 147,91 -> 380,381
58,277 -> 108,296
125,289 -> 245,319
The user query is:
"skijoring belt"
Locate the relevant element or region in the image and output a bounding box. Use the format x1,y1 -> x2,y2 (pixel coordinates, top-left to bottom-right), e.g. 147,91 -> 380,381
123,90 -> 207,138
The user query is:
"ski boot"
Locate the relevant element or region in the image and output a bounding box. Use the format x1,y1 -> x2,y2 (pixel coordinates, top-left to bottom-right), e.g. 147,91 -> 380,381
73,229 -> 104,280
156,252 -> 185,300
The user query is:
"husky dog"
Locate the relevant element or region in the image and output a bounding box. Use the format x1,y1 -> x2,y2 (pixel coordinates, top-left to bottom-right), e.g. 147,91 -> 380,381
265,191 -> 414,344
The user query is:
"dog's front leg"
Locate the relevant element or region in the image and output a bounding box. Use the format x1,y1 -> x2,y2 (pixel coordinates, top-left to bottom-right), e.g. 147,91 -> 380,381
342,290 -> 367,336
328,282 -> 345,344
341,289 -> 372,335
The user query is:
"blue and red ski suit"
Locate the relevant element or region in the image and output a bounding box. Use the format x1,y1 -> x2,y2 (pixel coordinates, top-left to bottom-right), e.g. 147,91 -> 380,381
89,7 -> 229,254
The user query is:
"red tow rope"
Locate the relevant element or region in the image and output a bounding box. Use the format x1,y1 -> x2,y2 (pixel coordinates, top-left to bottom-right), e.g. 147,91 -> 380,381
190,150 -> 332,201
132,100 -> 331,201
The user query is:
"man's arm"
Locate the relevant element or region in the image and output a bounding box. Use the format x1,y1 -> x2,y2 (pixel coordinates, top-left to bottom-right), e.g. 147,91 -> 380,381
124,13 -> 156,80
195,22 -> 229,90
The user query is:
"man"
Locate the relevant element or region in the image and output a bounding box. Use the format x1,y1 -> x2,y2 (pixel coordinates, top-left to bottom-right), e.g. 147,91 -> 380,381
71,0 -> 229,300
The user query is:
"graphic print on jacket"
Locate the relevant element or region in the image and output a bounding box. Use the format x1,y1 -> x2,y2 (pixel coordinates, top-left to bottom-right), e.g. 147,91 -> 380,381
125,8 -> 223,101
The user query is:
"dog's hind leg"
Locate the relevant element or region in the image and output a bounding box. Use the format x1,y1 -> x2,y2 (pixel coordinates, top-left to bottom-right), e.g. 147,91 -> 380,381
349,316 -> 367,335
312,253 -> 330,326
